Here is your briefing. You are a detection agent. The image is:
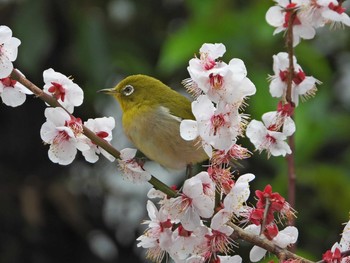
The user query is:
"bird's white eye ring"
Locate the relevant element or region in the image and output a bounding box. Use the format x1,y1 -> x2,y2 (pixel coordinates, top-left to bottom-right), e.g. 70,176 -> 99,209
122,85 -> 134,96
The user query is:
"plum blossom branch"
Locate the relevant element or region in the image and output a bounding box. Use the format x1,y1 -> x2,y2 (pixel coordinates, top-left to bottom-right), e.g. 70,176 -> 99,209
285,3 -> 297,220
285,6 -> 296,106
230,223 -> 314,263
9,68 -> 177,198
4,15 -> 350,261
10,68 -> 121,159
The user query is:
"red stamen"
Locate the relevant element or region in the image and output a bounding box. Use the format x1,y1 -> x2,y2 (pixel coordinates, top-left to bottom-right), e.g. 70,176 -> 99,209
279,70 -> 288,82
293,69 -> 305,85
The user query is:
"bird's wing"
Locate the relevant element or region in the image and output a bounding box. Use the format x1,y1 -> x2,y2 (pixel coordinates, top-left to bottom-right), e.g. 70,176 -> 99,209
162,92 -> 195,121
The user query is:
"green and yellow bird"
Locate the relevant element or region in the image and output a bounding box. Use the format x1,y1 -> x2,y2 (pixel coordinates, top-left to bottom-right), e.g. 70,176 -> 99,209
99,74 -> 207,170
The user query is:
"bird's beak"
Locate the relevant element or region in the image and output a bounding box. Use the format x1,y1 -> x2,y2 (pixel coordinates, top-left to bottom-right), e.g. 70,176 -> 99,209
97,88 -> 117,95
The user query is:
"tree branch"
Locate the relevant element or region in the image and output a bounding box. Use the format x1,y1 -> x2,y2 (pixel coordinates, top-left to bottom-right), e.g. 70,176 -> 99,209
10,69 -> 177,198
285,5 -> 297,226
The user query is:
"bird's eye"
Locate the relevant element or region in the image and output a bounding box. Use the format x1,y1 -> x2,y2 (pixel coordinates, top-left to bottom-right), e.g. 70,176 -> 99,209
122,85 -> 134,96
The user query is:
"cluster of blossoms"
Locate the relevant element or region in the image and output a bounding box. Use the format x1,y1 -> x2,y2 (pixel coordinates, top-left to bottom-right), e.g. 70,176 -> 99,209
179,43 -> 255,159
0,24 -> 116,165
322,219 -> 350,263
2,1 -> 350,259
246,52 -> 321,157
135,43 -> 298,263
246,102 -> 296,157
40,68 -> 116,165
246,0 -> 337,157
266,0 -> 350,46
0,25 -> 143,177
0,26 -> 32,107
137,172 -> 298,263
245,185 -> 298,262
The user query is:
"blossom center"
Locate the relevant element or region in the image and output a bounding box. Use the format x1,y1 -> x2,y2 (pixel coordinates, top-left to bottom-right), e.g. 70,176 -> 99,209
200,53 -> 216,70
279,69 -> 305,85
160,219 -> 172,231
209,73 -> 224,89
266,134 -> 276,144
180,194 -> 193,211
48,82 -> 66,101
53,130 -> 70,144
178,225 -> 192,237
283,3 -> 302,28
1,77 -> 16,87
208,166 -> 234,193
205,230 -> 232,255
65,116 -> 83,136
210,114 -> 227,135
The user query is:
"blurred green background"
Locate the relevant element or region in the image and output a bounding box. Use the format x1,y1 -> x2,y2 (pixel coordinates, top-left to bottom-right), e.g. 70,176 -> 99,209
0,0 -> 349,262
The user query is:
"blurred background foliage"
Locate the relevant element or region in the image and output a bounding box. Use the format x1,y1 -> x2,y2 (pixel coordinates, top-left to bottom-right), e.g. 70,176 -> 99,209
0,0 -> 349,262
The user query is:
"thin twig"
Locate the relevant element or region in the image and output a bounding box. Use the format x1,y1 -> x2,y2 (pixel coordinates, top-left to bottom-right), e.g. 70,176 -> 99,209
260,198 -> 271,236
285,5 -> 297,226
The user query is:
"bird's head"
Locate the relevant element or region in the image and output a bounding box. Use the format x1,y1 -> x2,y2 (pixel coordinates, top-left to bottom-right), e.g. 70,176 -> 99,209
98,74 -> 170,112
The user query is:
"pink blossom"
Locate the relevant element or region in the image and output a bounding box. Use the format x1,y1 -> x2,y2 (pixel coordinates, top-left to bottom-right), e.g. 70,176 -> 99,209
118,148 -> 151,183
164,171 -> 215,231
200,211 -> 235,260
246,111 -> 296,157
81,117 -> 115,163
0,76 -> 32,107
223,173 -> 255,217
266,0 -> 316,46
137,201 -> 173,263
186,44 -> 255,106
40,107 -> 88,165
0,25 -> 21,78
180,95 -> 242,157
269,52 -> 320,106
308,0 -> 350,28
169,224 -> 207,261
43,68 -> 84,113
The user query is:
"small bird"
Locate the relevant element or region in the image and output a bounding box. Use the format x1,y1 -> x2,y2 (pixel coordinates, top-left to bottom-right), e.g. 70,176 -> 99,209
98,74 -> 208,170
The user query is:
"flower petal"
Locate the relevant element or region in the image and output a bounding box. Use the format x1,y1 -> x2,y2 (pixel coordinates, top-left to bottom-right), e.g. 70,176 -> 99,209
180,120 -> 198,141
